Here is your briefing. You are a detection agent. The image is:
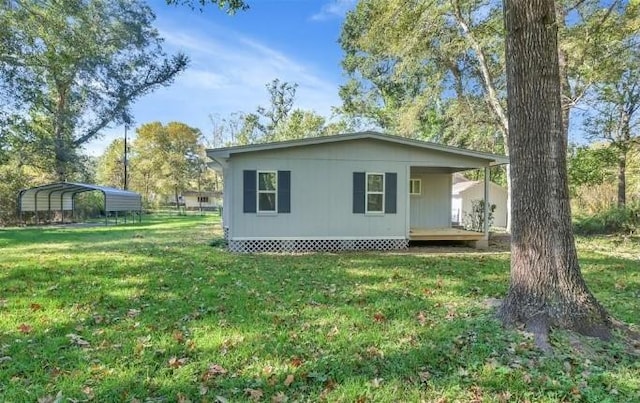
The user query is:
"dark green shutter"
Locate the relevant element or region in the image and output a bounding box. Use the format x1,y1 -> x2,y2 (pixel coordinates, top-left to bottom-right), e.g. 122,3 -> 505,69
243,170 -> 256,213
385,172 -> 397,214
353,172 -> 365,214
277,171 -> 290,213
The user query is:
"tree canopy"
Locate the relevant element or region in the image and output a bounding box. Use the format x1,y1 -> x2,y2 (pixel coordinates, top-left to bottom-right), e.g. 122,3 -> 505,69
0,0 -> 188,180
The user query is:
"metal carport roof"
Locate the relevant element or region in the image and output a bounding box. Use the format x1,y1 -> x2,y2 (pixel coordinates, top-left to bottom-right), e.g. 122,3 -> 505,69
18,182 -> 142,215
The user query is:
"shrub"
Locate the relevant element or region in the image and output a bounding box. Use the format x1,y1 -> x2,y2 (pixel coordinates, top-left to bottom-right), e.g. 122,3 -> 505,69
463,199 -> 496,232
574,202 -> 640,235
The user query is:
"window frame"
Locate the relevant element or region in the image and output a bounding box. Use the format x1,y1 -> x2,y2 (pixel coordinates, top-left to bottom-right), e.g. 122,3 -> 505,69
365,172 -> 385,214
256,170 -> 278,213
409,178 -> 422,196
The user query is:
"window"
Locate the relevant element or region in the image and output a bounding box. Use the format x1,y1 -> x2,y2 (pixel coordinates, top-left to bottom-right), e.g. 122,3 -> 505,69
353,172 -> 396,215
257,171 -> 277,212
197,196 -> 209,203
366,173 -> 384,213
244,170 -> 290,214
409,179 -> 421,195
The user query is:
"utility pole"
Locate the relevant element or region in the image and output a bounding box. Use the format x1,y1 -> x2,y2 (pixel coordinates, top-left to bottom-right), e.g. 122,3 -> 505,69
124,124 -> 128,190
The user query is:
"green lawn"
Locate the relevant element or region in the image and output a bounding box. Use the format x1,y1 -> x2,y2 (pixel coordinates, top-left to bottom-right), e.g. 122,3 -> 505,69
0,216 -> 638,402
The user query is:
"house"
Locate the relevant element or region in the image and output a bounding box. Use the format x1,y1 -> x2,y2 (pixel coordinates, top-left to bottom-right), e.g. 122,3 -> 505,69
181,190 -> 222,211
452,180 -> 508,228
207,131 -> 508,252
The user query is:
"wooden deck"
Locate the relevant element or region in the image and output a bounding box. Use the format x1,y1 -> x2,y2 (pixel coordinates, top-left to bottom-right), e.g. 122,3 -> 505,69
409,228 -> 485,241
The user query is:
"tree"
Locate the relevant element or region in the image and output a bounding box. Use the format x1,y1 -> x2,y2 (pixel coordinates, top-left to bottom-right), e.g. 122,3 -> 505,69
132,122 -> 202,208
582,5 -> 640,206
498,0 -> 610,350
96,138 -> 126,189
208,79 -> 355,146
567,144 -> 617,193
257,79 -> 298,141
165,0 -> 248,13
339,0 -> 508,147
0,0 -> 188,181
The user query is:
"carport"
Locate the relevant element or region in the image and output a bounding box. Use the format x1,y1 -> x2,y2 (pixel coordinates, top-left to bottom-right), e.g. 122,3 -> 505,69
18,182 -> 143,225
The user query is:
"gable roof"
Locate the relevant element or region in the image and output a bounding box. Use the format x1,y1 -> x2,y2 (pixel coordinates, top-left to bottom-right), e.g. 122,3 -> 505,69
207,131 -> 509,165
452,180 -> 507,196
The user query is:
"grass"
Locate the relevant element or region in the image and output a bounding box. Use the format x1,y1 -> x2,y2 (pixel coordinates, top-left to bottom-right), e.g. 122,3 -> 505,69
0,216 -> 638,402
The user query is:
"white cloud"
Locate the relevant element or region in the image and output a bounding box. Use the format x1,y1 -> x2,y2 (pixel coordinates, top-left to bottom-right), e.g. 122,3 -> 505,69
310,0 -> 357,21
84,22 -> 341,156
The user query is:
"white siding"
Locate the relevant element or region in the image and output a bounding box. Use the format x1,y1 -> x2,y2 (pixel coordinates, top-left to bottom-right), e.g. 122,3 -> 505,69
458,183 -> 508,228
230,154 -> 408,238
409,173 -> 452,229
225,139 -> 493,239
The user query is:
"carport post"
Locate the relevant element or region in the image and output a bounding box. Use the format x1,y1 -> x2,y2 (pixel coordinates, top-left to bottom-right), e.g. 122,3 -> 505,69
60,192 -> 64,224
34,189 -> 40,225
17,190 -> 24,225
48,192 -> 52,223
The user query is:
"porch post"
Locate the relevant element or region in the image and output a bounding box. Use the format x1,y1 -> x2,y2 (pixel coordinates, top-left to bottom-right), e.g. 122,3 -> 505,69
483,167 -> 490,239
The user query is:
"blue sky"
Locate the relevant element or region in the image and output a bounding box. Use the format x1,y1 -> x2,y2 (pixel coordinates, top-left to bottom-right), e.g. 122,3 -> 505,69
88,0 -> 356,155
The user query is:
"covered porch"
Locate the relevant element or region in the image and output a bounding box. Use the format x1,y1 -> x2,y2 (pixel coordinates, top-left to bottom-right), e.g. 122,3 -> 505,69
407,164 -> 498,249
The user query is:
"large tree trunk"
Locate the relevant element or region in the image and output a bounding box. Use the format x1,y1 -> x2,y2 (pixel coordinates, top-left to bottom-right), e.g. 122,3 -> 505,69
499,0 -> 610,350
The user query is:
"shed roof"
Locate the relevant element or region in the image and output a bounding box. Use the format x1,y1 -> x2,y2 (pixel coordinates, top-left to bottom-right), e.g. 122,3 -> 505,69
207,131 -> 509,166
18,182 -> 142,212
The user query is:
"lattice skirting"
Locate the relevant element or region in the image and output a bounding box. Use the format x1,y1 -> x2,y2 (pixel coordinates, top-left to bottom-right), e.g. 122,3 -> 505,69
223,226 -> 229,241
227,238 -> 409,253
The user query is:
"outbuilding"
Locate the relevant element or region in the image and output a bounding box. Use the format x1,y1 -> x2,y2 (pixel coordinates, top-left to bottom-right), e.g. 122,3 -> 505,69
18,182 -> 142,225
452,180 -> 509,228
207,131 -> 508,252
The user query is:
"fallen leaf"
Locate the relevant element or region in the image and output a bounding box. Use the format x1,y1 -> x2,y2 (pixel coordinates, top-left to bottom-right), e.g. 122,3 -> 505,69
498,391 -> 512,403
271,392 -> 288,403
245,388 -> 263,401
82,386 -> 95,400
30,303 -> 43,311
37,391 -> 63,403
202,363 -> 227,381
177,393 -> 191,403
168,356 -> 188,368
18,323 -> 33,334
417,311 -> 427,326
418,371 -> 431,383
370,378 -> 383,388
284,374 -> 294,387
215,396 -> 229,403
356,396 -> 367,403
290,357 -> 303,367
127,308 -> 140,318
373,312 -> 386,323
66,333 -> 90,348
173,330 -> 185,343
